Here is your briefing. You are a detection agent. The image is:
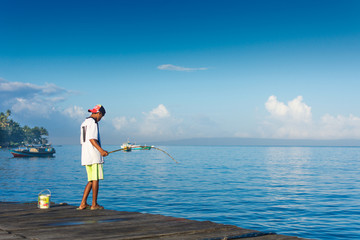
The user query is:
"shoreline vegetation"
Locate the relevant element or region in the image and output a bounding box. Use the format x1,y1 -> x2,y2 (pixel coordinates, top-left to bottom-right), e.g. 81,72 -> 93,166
0,110 -> 50,148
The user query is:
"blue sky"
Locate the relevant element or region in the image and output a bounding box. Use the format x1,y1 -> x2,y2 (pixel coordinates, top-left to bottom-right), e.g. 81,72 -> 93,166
1,0 -> 359,144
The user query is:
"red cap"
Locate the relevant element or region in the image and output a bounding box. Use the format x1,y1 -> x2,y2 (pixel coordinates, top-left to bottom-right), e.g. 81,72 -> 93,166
88,105 -> 106,115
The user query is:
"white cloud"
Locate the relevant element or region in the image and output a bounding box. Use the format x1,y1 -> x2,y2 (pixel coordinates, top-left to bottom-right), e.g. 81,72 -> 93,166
0,78 -> 70,117
146,104 -> 170,119
62,106 -> 87,122
157,64 -> 208,72
113,117 -> 128,131
0,78 -> 82,144
140,104 -> 179,136
265,95 -> 312,123
11,97 -> 54,117
111,104 -> 185,141
0,78 -> 68,97
265,95 -> 288,117
0,78 -> 40,92
112,116 -> 137,131
319,114 -> 360,139
261,95 -> 360,139
109,104 -> 227,142
111,104 -> 170,133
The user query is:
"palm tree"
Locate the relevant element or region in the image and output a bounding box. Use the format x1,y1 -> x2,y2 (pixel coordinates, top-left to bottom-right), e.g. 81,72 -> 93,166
0,110 -> 11,128
0,110 -> 49,146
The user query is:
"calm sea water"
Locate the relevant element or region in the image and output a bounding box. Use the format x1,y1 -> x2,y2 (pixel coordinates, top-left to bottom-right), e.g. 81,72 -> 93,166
1,145 -> 360,239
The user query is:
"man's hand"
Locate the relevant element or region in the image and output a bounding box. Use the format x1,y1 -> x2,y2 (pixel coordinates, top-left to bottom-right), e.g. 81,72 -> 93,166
90,139 -> 109,157
101,150 -> 109,157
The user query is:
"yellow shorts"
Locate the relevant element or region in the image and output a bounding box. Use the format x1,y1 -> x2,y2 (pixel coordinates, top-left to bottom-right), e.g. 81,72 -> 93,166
85,164 -> 103,181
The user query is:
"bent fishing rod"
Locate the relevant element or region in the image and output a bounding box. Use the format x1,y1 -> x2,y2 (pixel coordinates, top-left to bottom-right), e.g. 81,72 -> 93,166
108,146 -> 178,164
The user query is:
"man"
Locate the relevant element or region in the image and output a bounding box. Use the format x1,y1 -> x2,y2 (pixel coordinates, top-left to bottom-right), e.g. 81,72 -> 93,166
78,104 -> 108,210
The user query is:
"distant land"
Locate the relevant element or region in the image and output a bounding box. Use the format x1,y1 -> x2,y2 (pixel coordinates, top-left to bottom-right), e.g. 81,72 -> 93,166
153,137 -> 360,147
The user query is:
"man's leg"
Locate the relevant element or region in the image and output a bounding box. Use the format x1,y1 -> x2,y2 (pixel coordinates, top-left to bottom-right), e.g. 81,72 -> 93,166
79,181 -> 92,209
89,164 -> 103,210
91,180 -> 99,207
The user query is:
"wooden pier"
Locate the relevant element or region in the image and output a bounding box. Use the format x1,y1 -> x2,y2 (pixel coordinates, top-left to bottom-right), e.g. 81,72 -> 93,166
0,202 -> 308,240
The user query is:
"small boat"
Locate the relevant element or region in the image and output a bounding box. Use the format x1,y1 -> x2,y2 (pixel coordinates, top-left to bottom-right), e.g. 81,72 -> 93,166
10,145 -> 56,157
120,142 -> 132,152
121,141 -> 152,151
130,144 -> 152,150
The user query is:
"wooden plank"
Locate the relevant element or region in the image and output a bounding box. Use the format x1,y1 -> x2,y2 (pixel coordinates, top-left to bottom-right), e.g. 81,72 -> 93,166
0,202 -> 309,240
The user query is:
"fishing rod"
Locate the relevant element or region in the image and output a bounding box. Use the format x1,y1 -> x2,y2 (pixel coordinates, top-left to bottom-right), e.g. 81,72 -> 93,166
108,146 -> 178,164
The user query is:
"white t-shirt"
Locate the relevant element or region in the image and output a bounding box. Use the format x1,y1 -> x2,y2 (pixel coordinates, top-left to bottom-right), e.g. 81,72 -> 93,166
80,117 -> 104,166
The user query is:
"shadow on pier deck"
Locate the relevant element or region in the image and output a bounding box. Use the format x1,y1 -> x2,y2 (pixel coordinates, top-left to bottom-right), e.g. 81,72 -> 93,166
0,202 -> 309,240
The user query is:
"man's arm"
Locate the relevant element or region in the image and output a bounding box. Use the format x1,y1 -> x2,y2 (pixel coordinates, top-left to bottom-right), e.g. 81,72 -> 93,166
90,139 -> 109,157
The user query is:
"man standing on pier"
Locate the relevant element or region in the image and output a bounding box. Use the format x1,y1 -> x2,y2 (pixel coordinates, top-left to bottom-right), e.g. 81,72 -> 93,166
78,104 -> 108,210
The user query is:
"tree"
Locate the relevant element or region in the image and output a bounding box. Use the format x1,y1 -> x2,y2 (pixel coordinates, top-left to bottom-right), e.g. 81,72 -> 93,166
30,127 -> 48,144
8,120 -> 24,146
0,110 -> 11,128
0,110 -> 11,146
0,110 -> 50,147
22,125 -> 32,144
0,128 -> 6,146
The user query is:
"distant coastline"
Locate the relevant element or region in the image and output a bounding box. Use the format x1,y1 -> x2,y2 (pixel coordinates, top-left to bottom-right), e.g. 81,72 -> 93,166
152,137 -> 360,147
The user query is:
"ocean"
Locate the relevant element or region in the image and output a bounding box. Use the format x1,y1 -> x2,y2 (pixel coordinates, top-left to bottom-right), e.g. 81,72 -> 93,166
1,145 -> 359,239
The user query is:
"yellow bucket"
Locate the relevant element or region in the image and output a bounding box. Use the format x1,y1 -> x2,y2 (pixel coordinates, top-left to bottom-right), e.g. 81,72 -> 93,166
38,189 -> 51,209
